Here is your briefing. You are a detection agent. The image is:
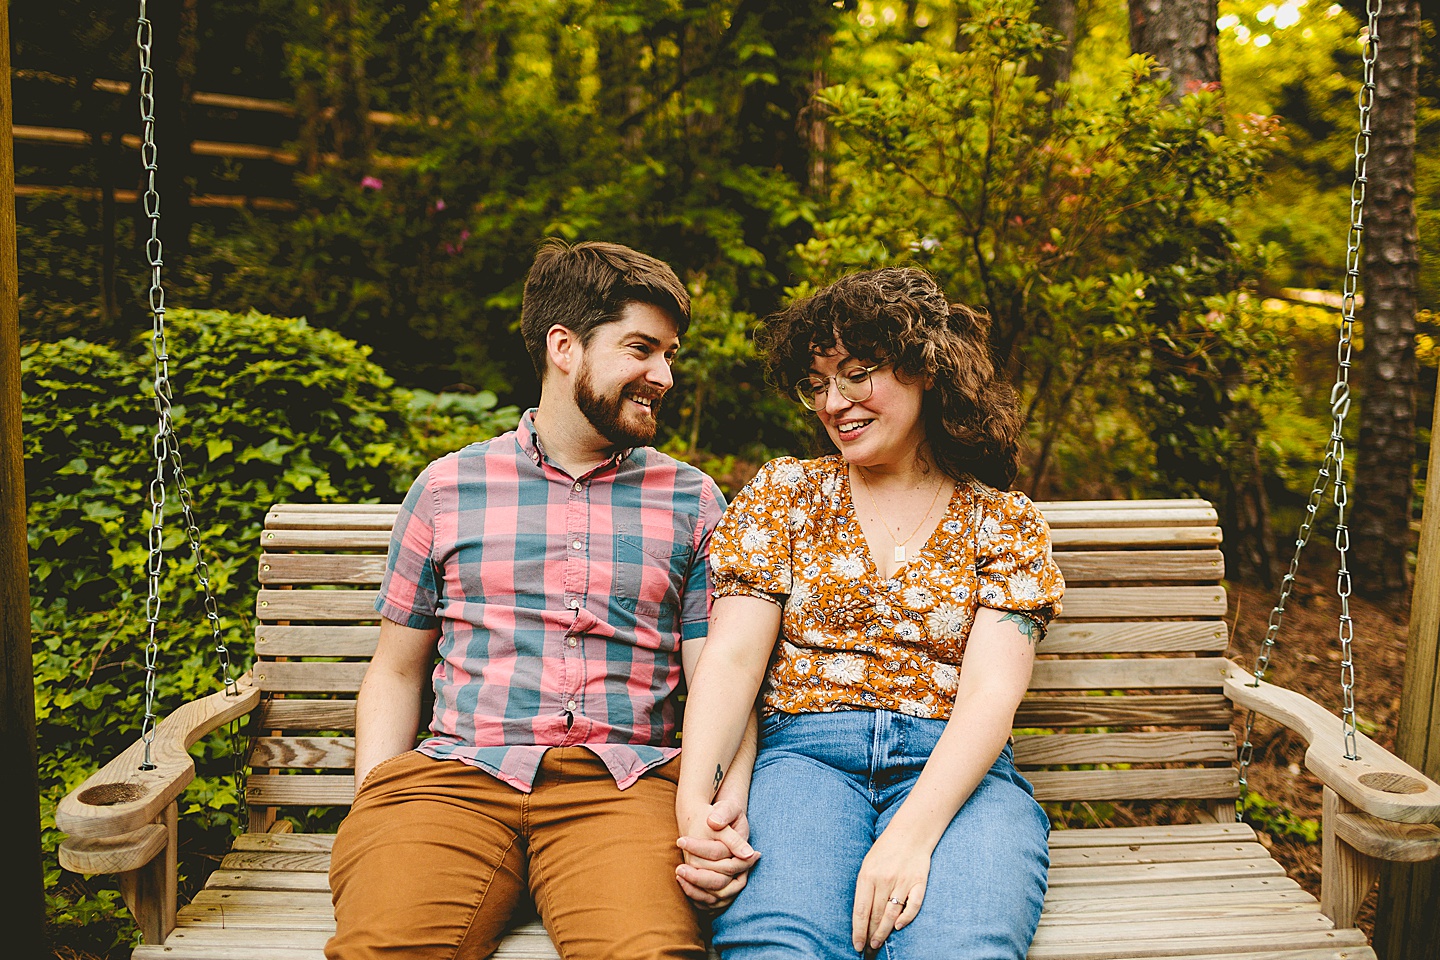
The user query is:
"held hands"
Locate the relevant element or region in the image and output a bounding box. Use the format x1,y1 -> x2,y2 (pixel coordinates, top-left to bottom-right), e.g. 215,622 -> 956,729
852,825 -> 933,954
675,797 -> 760,910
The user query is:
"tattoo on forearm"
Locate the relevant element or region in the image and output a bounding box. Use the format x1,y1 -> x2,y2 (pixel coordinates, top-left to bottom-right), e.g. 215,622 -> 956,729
711,764 -> 725,800
1000,611 -> 1043,645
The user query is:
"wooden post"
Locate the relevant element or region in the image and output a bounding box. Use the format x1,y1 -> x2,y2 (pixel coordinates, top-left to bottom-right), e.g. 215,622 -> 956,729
1375,374 -> 1440,959
0,1 -> 51,956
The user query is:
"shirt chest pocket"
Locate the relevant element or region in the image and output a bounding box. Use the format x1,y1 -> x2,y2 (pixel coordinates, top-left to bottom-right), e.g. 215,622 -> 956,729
615,530 -> 688,608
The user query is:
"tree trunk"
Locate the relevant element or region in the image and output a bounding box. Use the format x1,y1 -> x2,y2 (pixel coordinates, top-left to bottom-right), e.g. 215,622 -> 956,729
1127,0 -> 1220,100
0,3 -> 48,954
1352,0 -> 1420,600
1034,0 -> 1078,92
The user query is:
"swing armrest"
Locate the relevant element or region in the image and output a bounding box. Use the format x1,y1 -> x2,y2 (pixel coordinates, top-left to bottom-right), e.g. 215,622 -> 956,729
56,673 -> 261,844
1221,659 -> 1440,826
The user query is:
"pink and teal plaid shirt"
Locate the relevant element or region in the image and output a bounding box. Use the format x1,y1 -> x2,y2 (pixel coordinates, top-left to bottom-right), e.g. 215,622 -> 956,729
375,410 -> 725,792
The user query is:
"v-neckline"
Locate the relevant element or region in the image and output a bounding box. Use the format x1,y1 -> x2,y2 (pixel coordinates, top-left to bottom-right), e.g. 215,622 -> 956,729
841,465 -> 963,582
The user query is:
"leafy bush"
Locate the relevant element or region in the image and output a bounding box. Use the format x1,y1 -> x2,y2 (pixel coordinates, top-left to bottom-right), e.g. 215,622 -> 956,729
25,308 -> 510,953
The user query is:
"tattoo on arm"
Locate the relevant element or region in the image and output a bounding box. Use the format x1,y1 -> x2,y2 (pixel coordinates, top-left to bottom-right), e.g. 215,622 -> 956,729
999,611 -> 1043,645
712,764 -> 724,800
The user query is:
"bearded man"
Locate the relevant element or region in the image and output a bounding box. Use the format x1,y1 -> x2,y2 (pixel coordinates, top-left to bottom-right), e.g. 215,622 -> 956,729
327,241 -> 758,960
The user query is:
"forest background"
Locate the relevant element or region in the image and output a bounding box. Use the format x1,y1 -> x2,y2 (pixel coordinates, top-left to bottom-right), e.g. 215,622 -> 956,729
10,0 -> 1439,954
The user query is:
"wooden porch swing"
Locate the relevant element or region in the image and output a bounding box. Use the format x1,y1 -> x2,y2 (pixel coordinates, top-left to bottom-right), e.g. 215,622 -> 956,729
54,2 -> 1440,958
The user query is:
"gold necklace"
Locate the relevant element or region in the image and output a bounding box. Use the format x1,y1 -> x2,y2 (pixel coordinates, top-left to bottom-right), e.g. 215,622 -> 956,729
854,467 -> 950,564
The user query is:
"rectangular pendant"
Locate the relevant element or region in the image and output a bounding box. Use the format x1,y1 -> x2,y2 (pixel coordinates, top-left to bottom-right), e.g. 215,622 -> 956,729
894,545 -> 906,563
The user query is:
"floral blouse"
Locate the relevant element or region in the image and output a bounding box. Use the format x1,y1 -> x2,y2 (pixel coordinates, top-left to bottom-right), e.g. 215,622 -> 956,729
709,456 -> 1064,719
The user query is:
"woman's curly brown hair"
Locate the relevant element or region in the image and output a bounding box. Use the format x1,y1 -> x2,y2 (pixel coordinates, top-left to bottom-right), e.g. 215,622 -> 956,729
758,266 -> 1024,490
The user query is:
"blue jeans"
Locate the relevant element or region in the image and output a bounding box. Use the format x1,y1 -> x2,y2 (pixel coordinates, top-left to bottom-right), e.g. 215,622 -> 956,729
711,710 -> 1049,960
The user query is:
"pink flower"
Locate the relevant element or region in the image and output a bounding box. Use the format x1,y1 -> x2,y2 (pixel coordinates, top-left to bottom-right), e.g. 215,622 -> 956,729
360,176 -> 384,191
459,228 -> 471,241
433,198 -> 446,212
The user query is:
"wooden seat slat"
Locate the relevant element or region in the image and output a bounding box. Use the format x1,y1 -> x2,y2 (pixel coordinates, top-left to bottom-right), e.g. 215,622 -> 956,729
253,654 -> 1235,697
261,529 -> 392,549
205,869 -> 331,892
249,736 -> 356,769
1050,841 -> 1270,868
259,554 -> 388,585
1029,657 -> 1225,691
1014,693 -> 1234,728
1025,930 -> 1370,960
250,620 -> 1232,661
1046,823 -> 1256,846
1034,505 -> 1220,528
255,626 -> 380,658
1050,526 -> 1223,549
1041,622 -> 1228,655
1026,768 -> 1238,802
245,774 -> 355,807
252,660 -> 369,693
1014,731 -> 1235,765
253,584 -> 1229,622
255,548 -> 1229,587
245,730 -> 1239,773
255,699 -> 357,731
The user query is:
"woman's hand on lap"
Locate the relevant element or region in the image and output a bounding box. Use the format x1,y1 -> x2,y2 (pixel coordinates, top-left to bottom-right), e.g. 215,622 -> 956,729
852,826 -> 932,952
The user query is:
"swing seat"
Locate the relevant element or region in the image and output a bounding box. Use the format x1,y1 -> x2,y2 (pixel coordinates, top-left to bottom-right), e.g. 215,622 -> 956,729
57,498 -> 1440,960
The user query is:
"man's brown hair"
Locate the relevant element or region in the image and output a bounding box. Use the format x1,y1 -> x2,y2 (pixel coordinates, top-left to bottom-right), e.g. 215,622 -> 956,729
520,240 -> 690,378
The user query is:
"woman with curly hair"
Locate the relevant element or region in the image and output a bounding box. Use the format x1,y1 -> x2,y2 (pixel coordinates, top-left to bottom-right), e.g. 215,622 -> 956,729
674,267 -> 1063,959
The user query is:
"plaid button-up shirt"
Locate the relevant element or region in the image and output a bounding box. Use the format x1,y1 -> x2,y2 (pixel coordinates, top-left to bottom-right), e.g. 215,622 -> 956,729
375,410 -> 725,791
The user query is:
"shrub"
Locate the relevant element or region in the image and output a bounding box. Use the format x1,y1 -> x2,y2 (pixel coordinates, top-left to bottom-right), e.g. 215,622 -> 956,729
25,308 -> 508,953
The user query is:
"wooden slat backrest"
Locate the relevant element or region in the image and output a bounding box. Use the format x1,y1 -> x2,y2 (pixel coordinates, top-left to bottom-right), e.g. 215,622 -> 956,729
247,499 -> 1237,818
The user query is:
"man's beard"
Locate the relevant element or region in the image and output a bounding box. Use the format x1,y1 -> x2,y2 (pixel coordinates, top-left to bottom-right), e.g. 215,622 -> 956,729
574,359 -> 662,448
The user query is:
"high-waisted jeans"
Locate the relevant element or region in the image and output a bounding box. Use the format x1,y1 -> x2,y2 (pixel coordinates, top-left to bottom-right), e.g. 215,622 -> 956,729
712,709 -> 1049,960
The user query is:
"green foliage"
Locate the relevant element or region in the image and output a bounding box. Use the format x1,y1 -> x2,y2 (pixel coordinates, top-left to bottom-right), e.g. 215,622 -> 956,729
801,1 -> 1287,567
24,308 -> 514,951
1240,789 -> 1322,843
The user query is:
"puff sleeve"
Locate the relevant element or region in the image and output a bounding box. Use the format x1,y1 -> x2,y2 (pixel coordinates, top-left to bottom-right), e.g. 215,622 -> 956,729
709,457 -> 808,606
973,487 -> 1065,631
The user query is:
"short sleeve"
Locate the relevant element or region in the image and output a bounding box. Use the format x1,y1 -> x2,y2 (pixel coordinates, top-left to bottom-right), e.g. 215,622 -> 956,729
679,478 -> 727,642
709,458 -> 807,606
375,467 -> 442,629
974,488 -> 1064,628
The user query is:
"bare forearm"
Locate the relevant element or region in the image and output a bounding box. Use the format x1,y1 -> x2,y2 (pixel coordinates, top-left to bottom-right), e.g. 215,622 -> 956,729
676,597 -> 778,822
354,665 -> 424,785
713,708 -> 759,810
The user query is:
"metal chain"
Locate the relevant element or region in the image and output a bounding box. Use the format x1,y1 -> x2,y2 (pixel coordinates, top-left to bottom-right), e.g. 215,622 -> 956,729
135,0 -> 236,771
1237,0 -> 1380,810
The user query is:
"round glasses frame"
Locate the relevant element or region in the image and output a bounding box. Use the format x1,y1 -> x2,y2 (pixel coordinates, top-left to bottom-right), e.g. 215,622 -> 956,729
794,362 -> 884,411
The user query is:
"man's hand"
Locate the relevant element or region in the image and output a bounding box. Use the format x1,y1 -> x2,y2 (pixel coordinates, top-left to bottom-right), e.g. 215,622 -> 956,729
675,797 -> 760,910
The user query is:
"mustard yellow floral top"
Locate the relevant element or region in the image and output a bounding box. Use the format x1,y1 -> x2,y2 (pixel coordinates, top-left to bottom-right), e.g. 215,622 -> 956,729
709,456 -> 1064,719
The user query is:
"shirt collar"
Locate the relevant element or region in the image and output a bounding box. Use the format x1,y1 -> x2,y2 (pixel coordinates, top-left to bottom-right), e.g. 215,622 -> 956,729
517,408 -> 634,477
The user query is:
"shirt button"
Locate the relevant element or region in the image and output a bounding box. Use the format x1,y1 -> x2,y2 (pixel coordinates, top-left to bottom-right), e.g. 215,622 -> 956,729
573,482 -> 583,491
567,637 -> 577,647
572,540 -> 582,550
566,699 -> 577,711
567,598 -> 579,609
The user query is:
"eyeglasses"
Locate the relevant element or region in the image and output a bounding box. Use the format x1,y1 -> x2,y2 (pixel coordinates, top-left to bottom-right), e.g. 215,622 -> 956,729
793,362 -> 884,411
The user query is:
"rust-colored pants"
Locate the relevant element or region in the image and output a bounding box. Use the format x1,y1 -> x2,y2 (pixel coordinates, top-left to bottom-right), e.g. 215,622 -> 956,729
327,749 -> 706,960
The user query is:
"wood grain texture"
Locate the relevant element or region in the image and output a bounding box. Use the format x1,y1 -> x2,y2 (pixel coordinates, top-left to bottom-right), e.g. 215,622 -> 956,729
1040,621 -> 1229,654
1015,693 -> 1234,728
1029,657 -> 1226,691
1014,731 -> 1235,766
56,677 -> 260,840
1223,659 -> 1440,823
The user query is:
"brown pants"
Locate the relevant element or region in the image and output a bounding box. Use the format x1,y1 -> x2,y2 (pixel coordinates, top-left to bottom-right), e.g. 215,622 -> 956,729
327,749 -> 706,960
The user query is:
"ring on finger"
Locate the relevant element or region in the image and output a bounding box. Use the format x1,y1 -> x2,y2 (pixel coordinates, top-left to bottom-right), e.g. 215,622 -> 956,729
886,896 -> 906,906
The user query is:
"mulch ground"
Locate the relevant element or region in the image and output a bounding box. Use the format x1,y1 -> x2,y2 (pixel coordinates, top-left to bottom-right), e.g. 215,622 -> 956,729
1218,571 -> 1414,940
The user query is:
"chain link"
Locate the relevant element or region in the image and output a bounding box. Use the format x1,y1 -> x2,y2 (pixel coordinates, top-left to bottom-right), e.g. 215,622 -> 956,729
135,0 -> 236,772
1237,0 -> 1379,812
